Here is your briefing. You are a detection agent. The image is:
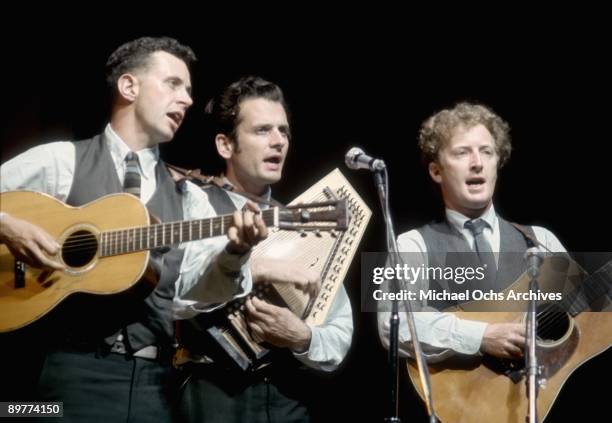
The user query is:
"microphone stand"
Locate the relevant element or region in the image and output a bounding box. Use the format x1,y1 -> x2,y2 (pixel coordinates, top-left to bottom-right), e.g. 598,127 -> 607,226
375,167 -> 437,423
525,255 -> 542,423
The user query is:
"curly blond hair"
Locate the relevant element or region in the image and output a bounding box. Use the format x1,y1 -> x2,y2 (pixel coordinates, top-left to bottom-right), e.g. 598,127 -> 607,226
418,102 -> 512,168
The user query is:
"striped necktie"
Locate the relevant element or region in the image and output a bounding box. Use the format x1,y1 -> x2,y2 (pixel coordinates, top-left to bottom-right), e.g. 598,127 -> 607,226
123,152 -> 141,198
464,219 -> 497,276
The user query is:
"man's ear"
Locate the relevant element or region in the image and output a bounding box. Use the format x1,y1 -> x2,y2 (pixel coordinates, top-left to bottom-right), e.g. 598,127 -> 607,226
428,161 -> 443,184
215,134 -> 234,159
116,73 -> 139,102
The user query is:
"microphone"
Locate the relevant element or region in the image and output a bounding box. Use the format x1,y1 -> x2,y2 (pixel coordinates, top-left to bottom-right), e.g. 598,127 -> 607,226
345,147 -> 386,171
524,247 -> 544,278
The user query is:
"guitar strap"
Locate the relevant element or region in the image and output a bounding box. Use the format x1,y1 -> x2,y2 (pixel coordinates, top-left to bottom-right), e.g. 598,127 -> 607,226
508,222 -> 552,252
165,163 -> 285,209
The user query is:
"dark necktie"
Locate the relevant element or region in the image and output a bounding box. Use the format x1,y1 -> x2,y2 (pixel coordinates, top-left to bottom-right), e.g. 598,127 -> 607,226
464,219 -> 497,279
123,152 -> 141,198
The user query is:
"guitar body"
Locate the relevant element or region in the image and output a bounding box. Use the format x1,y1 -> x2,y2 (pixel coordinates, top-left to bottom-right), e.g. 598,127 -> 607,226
0,189 -> 348,333
0,191 -> 150,332
407,257 -> 612,422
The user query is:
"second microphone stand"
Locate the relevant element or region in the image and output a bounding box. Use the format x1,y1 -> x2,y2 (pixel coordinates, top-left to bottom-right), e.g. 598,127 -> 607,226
525,252 -> 543,423
375,167 -> 437,423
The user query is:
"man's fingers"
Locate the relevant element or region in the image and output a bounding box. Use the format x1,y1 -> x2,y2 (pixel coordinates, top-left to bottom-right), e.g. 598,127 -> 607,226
243,201 -> 259,213
227,211 -> 247,253
227,227 -> 238,244
246,298 -> 268,322
36,236 -> 63,269
297,274 -> 320,298
248,321 -> 265,339
232,211 -> 243,233
507,343 -> 524,358
254,213 -> 268,240
13,247 -> 39,268
250,296 -> 281,315
38,234 -> 60,256
242,210 -> 257,246
38,255 -> 64,271
227,208 -> 267,253
310,277 -> 321,297
29,243 -> 64,270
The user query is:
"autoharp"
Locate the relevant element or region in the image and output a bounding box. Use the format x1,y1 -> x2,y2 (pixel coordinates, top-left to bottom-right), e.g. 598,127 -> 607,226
177,168 -> 371,371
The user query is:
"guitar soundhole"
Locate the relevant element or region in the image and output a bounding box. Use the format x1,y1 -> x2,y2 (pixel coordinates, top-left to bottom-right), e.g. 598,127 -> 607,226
61,230 -> 98,268
536,303 -> 570,342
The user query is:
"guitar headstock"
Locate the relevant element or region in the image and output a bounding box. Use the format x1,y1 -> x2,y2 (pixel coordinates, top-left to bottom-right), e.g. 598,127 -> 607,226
277,199 -> 348,232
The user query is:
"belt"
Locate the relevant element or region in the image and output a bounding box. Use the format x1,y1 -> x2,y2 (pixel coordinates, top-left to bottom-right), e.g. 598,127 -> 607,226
110,335 -> 159,360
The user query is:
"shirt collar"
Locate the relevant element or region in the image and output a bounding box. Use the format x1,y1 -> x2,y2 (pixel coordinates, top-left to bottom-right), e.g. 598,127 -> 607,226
222,176 -> 272,201
446,205 -> 497,235
105,124 -> 159,180
222,176 -> 273,210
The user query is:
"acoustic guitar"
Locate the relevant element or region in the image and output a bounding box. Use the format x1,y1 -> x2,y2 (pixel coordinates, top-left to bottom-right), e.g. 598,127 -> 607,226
0,190 -> 347,332
407,255 -> 612,422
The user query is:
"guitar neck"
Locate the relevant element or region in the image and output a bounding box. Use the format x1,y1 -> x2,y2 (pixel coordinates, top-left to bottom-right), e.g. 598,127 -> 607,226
98,208 -> 277,257
561,260 -> 612,315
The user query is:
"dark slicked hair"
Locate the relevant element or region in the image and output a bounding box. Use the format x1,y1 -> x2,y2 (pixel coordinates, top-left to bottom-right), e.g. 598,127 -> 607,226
105,36 -> 196,92
204,76 -> 289,143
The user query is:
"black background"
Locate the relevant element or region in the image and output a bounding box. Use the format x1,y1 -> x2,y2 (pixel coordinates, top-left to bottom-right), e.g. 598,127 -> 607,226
2,18 -> 610,422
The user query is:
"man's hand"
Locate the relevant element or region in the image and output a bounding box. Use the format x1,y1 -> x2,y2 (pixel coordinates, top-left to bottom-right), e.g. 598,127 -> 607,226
480,322 -> 526,359
226,201 -> 268,254
0,213 -> 64,270
245,297 -> 312,352
251,257 -> 321,298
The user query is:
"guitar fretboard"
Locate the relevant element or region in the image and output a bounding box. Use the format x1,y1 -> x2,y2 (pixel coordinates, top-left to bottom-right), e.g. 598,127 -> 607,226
99,209 -> 277,257
562,260 -> 612,315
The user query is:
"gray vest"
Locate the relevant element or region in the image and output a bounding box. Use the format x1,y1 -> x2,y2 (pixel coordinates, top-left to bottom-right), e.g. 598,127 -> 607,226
59,134 -> 185,350
201,184 -> 237,215
417,216 -> 534,309
181,185 -> 305,373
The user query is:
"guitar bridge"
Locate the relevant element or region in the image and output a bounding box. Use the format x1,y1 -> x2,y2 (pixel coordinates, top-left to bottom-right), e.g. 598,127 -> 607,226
14,260 -> 25,288
483,355 -> 525,383
505,366 -> 525,384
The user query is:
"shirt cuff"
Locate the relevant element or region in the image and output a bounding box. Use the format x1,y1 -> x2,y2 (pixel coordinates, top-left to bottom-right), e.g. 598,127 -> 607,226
218,245 -> 251,274
453,319 -> 488,354
291,323 -> 314,356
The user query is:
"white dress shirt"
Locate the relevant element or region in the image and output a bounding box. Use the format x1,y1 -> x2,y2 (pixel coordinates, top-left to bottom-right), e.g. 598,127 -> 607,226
0,124 -> 252,315
378,206 -> 567,362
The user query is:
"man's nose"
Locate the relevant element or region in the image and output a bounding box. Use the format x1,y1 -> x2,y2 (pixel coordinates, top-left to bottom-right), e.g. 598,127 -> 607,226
470,151 -> 483,169
269,129 -> 288,149
179,88 -> 193,108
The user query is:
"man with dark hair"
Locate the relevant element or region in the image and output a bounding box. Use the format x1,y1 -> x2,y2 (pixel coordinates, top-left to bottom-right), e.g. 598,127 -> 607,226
175,76 -> 353,423
0,37 -> 266,422
378,102 -> 565,361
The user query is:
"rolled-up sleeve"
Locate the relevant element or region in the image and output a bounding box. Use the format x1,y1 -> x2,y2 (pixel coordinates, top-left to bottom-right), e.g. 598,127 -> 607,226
292,285 -> 353,372
173,182 -> 253,319
377,229 -> 487,362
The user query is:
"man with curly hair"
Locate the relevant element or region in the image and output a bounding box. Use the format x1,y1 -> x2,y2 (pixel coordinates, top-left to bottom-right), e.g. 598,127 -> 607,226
378,102 -> 565,361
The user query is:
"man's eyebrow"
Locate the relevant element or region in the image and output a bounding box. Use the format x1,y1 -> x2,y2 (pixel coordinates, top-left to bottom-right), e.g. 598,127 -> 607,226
166,76 -> 192,95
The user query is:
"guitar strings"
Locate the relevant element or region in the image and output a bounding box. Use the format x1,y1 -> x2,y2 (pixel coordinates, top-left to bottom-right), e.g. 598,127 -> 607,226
523,267 -> 610,335
59,202 -> 339,253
